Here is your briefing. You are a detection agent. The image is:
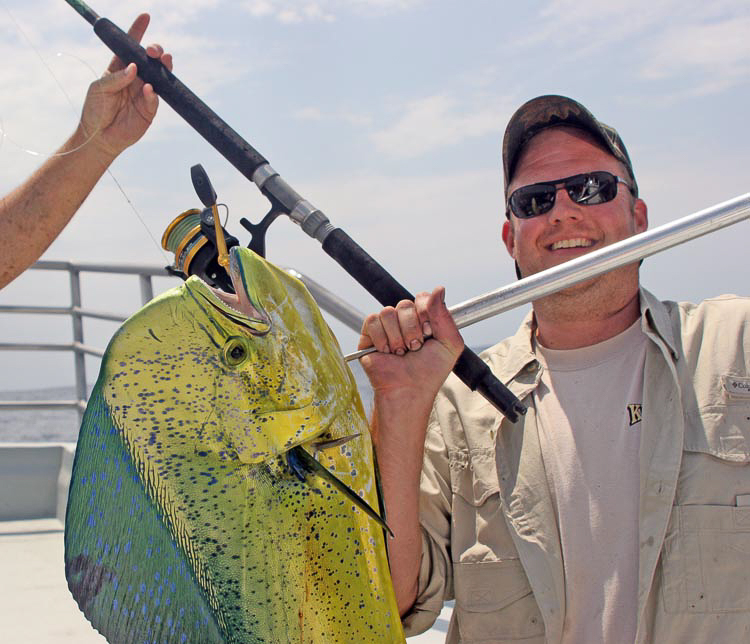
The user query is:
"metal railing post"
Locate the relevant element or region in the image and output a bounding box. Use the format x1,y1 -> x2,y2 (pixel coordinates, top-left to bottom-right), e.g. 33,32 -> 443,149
139,274 -> 154,305
69,267 -> 87,422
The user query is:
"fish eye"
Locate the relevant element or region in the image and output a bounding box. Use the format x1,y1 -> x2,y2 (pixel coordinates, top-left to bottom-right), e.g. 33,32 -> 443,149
222,337 -> 250,367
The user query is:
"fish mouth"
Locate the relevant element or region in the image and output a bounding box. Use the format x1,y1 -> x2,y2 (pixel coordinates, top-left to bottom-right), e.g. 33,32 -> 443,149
195,247 -> 271,335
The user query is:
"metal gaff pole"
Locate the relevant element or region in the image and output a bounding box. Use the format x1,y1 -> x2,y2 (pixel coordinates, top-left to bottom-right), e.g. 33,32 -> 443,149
451,192 -> 750,329
345,193 -> 750,361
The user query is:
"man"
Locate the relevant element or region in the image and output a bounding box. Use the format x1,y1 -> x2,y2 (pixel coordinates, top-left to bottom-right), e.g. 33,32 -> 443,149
359,95 -> 750,643
0,13 -> 172,289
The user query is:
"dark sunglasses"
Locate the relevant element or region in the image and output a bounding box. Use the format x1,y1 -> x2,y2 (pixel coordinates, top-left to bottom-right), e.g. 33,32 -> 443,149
507,171 -> 634,219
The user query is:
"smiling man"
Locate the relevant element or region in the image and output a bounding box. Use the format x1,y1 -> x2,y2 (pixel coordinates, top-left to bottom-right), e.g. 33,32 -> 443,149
359,95 -> 750,643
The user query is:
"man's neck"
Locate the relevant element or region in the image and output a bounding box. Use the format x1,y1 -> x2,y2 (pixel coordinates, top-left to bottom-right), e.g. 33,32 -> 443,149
533,287 -> 642,350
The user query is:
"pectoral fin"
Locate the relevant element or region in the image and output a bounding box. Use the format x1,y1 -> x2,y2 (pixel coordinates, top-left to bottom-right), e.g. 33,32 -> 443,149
311,433 -> 361,455
289,446 -> 393,537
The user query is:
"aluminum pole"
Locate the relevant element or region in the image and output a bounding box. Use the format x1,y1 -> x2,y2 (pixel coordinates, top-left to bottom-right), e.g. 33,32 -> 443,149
346,192 -> 750,361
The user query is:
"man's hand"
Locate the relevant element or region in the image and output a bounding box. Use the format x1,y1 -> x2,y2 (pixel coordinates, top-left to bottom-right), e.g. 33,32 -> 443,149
79,13 -> 173,157
358,287 -> 464,429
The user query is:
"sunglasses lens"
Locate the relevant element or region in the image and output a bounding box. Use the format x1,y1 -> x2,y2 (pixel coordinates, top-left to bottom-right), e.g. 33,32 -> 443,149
510,185 -> 556,218
509,172 -> 622,218
566,172 -> 618,205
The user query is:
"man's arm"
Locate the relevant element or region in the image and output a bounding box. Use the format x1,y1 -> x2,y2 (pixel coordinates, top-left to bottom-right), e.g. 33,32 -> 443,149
0,14 -> 172,289
358,287 -> 463,615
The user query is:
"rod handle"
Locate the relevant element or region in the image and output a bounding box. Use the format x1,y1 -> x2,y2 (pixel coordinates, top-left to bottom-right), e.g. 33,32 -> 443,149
92,18 -> 268,180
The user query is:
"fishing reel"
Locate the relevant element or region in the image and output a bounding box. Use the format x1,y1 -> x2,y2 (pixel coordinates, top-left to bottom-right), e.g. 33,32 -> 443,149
162,164 -> 283,294
162,206 -> 239,293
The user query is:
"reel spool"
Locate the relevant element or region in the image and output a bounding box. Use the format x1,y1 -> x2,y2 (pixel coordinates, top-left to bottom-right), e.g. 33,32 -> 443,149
161,207 -> 239,293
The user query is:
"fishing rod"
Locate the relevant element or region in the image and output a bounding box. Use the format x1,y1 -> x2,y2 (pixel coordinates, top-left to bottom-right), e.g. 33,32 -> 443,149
346,192 -> 750,360
62,0 -> 527,422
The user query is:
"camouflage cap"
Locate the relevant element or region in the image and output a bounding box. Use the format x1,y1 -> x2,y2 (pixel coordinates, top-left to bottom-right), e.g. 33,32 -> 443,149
502,95 -> 638,198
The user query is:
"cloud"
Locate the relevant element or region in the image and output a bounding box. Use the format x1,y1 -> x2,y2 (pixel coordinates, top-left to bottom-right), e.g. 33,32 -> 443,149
639,16 -> 750,95
370,93 -> 513,159
514,0 -> 750,95
240,0 -> 423,23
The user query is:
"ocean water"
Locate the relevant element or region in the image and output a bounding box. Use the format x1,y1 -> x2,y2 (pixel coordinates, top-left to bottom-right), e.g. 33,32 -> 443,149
0,362 -> 374,442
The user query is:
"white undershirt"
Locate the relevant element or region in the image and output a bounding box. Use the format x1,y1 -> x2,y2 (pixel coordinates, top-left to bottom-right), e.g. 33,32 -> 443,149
534,319 -> 647,644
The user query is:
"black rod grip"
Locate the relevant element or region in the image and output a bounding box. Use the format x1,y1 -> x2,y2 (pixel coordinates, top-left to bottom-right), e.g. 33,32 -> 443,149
92,19 -> 268,181
322,228 -> 525,421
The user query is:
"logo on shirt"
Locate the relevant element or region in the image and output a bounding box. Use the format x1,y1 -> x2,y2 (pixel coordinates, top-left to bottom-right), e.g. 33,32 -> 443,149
626,403 -> 642,426
724,376 -> 750,397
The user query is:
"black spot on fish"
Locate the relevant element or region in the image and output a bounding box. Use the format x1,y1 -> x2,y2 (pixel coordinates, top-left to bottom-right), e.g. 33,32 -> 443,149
65,554 -> 115,612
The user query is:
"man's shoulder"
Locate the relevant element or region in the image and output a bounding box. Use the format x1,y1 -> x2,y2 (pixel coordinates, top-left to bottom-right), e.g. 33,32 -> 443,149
657,293 -> 750,324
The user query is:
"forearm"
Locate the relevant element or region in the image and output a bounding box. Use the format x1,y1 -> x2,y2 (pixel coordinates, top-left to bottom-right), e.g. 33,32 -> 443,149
0,126 -> 117,289
372,388 -> 435,616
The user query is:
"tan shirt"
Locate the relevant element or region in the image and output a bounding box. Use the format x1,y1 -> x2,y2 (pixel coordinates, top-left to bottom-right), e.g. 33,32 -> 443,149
404,289 -> 750,644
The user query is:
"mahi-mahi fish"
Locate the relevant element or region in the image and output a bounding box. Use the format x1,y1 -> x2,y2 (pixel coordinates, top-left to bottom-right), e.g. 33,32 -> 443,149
64,246 -> 405,643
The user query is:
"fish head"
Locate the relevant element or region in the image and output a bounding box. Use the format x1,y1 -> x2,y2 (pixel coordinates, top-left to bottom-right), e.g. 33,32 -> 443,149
103,246 -> 357,463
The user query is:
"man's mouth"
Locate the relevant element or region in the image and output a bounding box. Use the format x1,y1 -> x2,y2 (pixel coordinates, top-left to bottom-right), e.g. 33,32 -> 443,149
549,238 -> 594,251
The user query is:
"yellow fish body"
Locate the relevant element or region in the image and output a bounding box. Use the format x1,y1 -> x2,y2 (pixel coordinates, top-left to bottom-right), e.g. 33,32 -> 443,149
65,246 -> 405,643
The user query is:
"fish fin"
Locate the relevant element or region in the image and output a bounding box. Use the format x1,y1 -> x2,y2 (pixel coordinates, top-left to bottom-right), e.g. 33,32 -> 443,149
286,447 -> 310,483
290,446 -> 394,537
311,433 -> 361,455
372,448 -> 392,543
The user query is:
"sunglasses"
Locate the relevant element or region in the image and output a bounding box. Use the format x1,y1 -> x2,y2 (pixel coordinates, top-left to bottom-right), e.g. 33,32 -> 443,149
507,171 -> 634,219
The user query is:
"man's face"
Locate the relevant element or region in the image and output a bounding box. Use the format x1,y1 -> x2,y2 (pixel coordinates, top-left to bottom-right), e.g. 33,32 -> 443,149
502,126 -> 648,280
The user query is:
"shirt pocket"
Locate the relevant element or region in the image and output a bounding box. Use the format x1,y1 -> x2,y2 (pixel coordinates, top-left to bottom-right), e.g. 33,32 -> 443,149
661,399 -> 750,614
453,560 -> 545,643
448,447 -> 517,561
661,505 -> 750,613
448,450 -> 545,642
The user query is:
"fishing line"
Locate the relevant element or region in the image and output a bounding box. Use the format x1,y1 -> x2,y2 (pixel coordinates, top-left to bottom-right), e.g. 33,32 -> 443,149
1,0 -> 169,263
218,203 -> 229,227
1,4 -> 101,157
0,54 -> 102,158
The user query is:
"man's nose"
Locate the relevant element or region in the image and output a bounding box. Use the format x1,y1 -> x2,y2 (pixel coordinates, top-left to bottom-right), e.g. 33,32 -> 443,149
548,185 -> 584,223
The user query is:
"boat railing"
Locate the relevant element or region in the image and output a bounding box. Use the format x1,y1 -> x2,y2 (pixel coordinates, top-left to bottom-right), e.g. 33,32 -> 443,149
0,259 -> 366,422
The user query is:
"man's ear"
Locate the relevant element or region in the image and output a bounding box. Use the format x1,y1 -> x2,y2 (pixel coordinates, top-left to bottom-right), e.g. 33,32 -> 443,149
633,198 -> 648,233
502,218 -> 516,258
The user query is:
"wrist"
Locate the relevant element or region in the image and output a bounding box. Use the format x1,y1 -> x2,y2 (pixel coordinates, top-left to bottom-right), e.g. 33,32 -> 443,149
370,388 -> 435,467
70,123 -> 122,163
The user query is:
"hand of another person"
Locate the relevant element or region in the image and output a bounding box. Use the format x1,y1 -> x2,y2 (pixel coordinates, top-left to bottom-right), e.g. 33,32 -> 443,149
79,13 -> 173,157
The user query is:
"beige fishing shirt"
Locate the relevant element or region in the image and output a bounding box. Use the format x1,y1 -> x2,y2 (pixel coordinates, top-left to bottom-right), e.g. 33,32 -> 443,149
402,288 -> 750,643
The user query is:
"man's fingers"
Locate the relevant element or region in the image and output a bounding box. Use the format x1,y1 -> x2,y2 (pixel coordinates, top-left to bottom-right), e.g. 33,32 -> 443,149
145,43 -> 164,59
160,53 -> 174,72
107,13 -> 151,73
414,291 -> 433,339
140,84 -> 159,117
93,63 -> 138,96
145,43 -> 174,71
359,313 -> 390,353
425,287 -> 463,352
379,307 -> 409,356
395,300 -> 424,352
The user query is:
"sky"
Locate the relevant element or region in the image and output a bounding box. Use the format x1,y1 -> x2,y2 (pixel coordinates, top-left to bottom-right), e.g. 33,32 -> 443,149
0,0 -> 749,391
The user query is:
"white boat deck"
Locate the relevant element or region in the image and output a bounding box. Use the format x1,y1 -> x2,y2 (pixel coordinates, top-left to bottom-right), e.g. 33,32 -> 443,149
0,443 -> 451,643
1,518 -> 106,643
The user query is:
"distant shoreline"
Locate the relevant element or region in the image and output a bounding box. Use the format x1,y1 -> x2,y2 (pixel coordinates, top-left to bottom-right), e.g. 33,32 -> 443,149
0,363 -> 375,442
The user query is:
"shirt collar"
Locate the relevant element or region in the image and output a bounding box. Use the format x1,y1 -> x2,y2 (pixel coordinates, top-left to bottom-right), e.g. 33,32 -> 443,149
638,287 -> 678,359
484,286 -> 678,385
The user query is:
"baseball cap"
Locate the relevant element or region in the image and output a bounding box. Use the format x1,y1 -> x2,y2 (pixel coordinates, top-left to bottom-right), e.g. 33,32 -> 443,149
502,95 -> 638,198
